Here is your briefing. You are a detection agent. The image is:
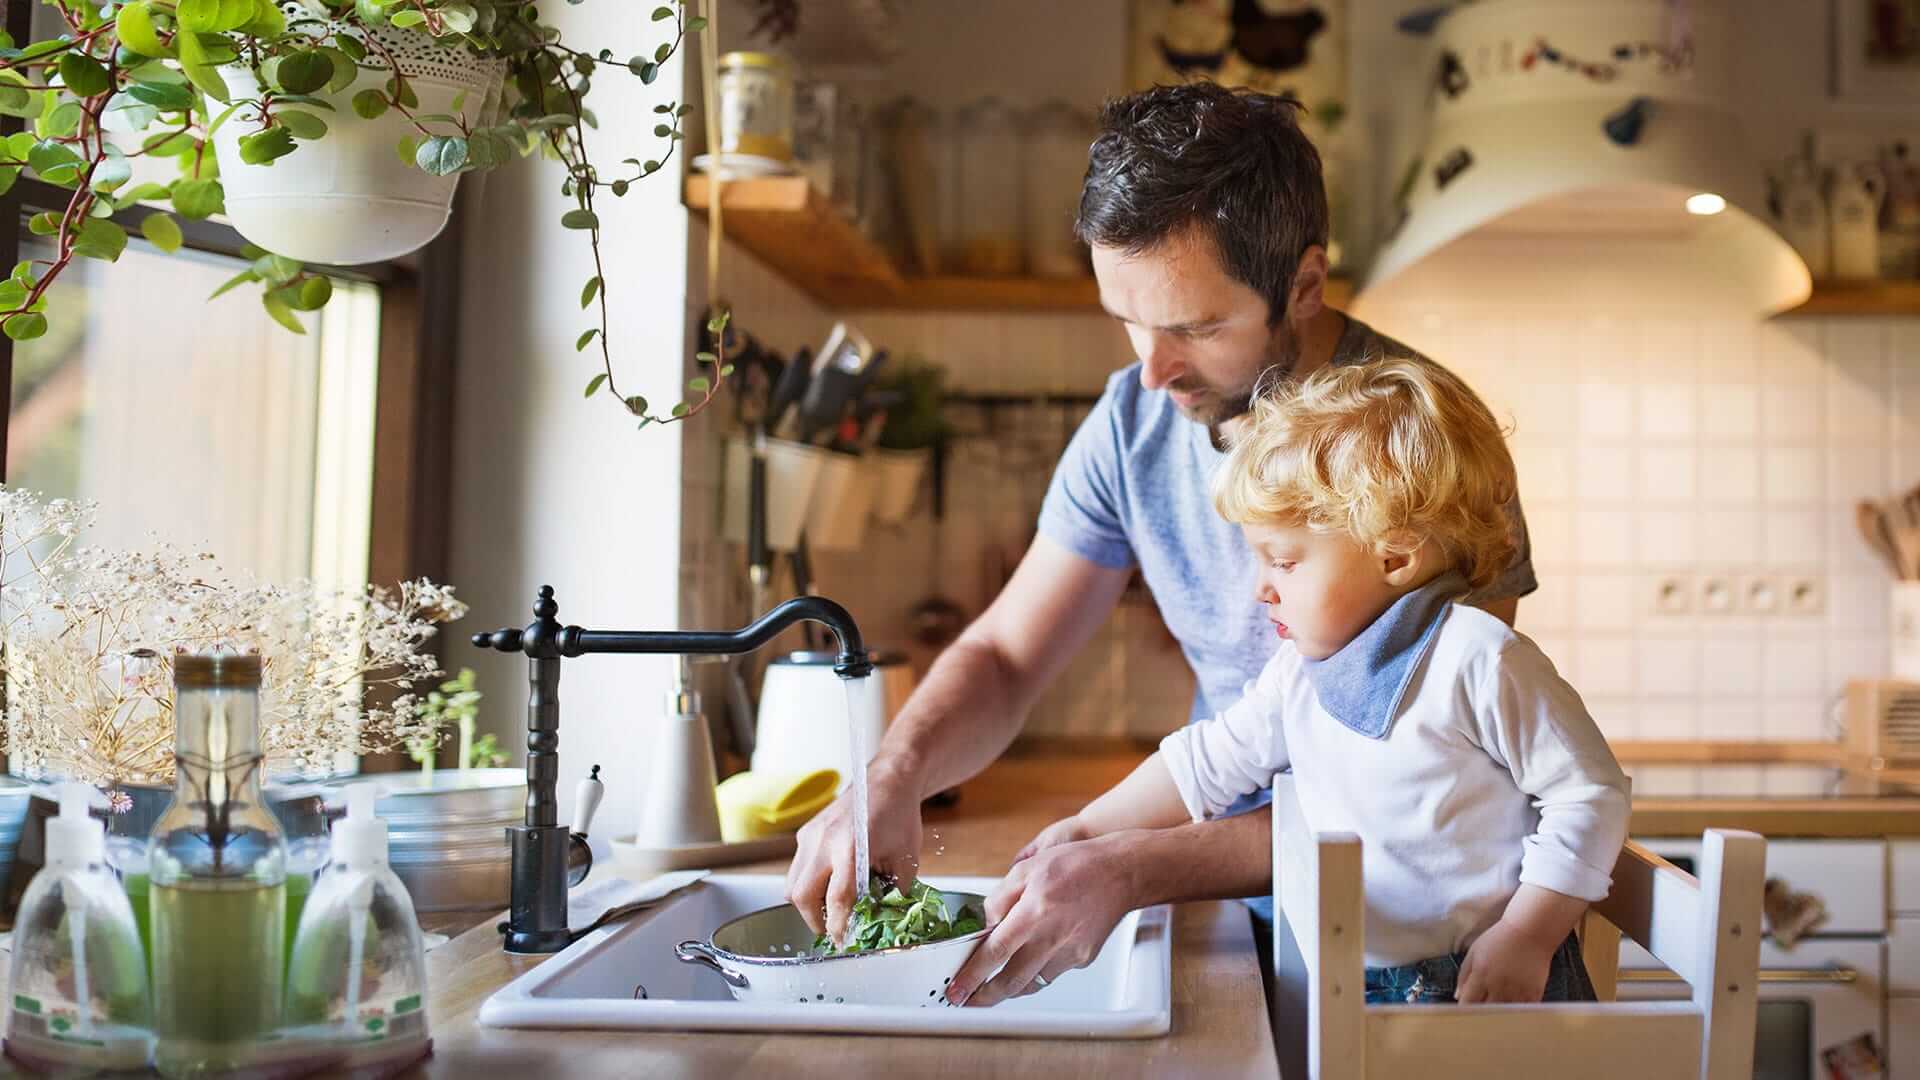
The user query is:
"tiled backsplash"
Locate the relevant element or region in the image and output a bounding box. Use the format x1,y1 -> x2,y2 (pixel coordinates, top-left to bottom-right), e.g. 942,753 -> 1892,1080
684,239 -> 1919,744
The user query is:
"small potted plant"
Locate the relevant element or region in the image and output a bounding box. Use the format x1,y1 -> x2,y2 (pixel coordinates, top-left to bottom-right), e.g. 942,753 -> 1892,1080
867,356 -> 949,526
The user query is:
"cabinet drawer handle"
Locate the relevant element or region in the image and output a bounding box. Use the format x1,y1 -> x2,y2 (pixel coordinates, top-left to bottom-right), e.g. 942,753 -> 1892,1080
1616,965 -> 1858,985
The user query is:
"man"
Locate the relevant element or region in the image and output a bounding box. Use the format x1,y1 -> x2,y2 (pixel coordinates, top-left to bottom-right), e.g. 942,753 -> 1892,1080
786,82 -> 1535,1007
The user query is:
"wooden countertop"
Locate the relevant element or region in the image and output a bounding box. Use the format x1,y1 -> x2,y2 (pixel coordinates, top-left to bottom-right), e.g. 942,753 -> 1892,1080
412,752 -> 1277,1079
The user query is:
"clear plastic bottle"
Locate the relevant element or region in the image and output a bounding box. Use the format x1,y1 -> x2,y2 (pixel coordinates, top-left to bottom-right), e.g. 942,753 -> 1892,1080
5,782 -> 154,1073
285,783 -> 431,1078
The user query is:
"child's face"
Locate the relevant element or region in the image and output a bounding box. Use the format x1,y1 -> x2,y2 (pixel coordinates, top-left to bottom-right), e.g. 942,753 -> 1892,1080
1241,520 -> 1405,661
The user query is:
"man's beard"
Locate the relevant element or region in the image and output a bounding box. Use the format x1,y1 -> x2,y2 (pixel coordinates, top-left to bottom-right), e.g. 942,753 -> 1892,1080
1169,324 -> 1302,446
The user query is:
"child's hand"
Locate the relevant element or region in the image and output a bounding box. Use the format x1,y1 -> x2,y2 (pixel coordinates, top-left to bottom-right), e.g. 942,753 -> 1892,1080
1456,920 -> 1558,1003
1011,815 -> 1093,865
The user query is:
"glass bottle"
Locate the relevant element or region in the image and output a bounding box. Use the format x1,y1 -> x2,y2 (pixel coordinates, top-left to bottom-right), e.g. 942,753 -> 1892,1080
149,651 -> 288,1077
1022,102 -> 1096,279
953,97 -> 1025,276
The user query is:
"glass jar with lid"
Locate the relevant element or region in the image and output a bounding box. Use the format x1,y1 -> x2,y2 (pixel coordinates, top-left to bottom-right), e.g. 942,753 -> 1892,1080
884,98 -> 956,276
953,97 -> 1025,276
716,51 -> 794,163
1022,102 -> 1096,279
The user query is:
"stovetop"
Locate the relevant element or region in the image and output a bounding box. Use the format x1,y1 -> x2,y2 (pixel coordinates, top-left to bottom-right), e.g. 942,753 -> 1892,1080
1622,762 -> 1920,801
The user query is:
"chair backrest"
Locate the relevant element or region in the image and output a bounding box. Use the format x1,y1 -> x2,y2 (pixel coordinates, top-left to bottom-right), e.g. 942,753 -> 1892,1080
1268,774 -> 1765,1080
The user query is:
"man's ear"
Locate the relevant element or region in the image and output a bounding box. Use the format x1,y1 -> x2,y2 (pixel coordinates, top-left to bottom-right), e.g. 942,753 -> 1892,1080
1286,246 -> 1330,323
1380,543 -> 1427,589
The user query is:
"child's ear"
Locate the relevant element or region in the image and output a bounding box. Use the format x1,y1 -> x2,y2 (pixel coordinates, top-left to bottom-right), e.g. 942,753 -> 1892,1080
1379,544 -> 1426,588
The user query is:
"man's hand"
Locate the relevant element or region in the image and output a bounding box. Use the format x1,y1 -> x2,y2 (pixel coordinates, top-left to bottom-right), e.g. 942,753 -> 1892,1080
1010,815 -> 1093,866
945,832 -> 1140,1007
1456,919 -> 1559,1003
785,764 -> 925,946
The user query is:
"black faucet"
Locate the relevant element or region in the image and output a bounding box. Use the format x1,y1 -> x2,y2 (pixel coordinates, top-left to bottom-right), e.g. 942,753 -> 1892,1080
473,585 -> 873,954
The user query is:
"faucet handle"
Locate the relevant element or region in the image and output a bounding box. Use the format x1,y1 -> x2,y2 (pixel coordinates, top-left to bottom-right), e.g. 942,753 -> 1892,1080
573,764 -> 604,837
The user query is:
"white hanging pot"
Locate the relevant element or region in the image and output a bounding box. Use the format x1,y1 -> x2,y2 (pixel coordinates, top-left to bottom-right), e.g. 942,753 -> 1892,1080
209,1 -> 506,265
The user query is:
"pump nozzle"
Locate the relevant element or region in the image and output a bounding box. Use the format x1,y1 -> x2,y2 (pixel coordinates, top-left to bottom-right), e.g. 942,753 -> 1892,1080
331,781 -> 388,866
45,782 -> 106,869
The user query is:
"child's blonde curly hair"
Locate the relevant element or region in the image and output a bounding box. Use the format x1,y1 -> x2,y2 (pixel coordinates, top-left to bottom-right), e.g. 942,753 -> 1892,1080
1211,357 -> 1518,590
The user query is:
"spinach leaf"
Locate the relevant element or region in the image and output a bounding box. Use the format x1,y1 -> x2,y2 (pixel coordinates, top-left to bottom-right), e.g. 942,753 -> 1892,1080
812,876 -> 984,956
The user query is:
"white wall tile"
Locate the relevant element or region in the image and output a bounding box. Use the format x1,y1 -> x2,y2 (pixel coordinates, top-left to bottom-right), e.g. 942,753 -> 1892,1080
1636,636 -> 1699,697
1507,382 -> 1575,444
1763,509 -> 1826,565
1577,381 -> 1637,440
1699,447 -> 1760,502
1635,704 -> 1700,740
1639,384 -> 1697,441
1574,574 -> 1639,631
1636,509 -> 1697,564
1698,508 -> 1763,560
1524,506 -> 1574,567
1826,635 -> 1887,700
1524,569 -> 1575,630
1698,323 -> 1758,383
1576,446 -> 1635,502
1700,384 -> 1760,439
1826,446 -> 1888,508
1763,447 -> 1825,503
1583,698 -> 1639,741
1639,447 -> 1697,503
1513,445 -> 1573,504
1762,635 -> 1825,698
1700,704 -> 1760,740
1764,383 -> 1824,441
1699,636 -> 1762,699
1574,510 -> 1637,567
1828,575 -> 1889,634
1573,639 -> 1637,698
1763,702 -> 1829,741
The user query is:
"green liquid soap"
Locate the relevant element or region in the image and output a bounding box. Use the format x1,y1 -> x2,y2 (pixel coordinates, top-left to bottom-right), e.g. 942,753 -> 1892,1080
284,870 -> 312,972
122,870 -> 153,969
151,878 -> 285,1076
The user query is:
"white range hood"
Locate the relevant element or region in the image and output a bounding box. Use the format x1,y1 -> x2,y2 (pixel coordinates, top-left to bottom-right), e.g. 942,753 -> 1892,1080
1355,0 -> 1810,318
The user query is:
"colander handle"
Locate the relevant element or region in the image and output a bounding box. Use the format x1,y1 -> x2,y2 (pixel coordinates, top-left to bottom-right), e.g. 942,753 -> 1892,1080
676,940 -> 750,989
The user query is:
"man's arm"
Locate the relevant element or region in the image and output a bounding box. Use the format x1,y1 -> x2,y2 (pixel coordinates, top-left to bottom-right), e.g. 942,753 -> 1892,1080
787,535 -> 1130,940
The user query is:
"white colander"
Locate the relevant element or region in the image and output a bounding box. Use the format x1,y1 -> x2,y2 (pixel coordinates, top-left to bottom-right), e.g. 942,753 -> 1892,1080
675,890 -> 989,1007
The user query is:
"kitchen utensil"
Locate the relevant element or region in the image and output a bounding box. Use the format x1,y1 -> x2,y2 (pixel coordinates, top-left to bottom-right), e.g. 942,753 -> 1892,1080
675,888 -> 990,1006
787,323 -> 876,444
751,651 -> 917,785
1857,500 -> 1902,578
764,347 -> 813,434
802,450 -> 874,553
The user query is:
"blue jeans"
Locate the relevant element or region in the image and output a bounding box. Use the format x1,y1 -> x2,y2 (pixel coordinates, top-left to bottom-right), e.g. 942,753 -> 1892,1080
1363,932 -> 1596,1004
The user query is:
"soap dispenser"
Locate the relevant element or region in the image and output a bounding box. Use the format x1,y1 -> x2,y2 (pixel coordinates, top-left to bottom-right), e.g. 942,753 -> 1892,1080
633,656 -> 724,850
285,783 -> 432,1078
5,782 -> 154,1074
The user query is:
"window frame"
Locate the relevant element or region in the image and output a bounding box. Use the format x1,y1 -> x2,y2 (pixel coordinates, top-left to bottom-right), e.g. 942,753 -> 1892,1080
0,0 -> 463,771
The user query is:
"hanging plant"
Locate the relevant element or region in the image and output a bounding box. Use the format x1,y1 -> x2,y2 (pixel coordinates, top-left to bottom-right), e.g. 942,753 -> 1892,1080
0,0 -> 737,425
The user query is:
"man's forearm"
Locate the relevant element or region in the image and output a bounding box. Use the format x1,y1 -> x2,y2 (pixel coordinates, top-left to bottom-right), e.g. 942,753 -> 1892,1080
874,636 -> 1032,798
1110,804 -> 1274,907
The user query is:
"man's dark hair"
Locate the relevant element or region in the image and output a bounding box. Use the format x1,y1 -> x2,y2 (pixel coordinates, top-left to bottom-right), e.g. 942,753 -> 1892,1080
1075,83 -> 1329,324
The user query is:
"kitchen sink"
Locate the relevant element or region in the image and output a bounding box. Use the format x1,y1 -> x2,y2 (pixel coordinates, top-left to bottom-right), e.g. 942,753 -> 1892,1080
478,874 -> 1173,1038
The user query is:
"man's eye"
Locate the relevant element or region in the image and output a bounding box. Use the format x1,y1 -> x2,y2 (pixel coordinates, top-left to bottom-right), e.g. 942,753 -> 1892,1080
1271,560 -> 1295,572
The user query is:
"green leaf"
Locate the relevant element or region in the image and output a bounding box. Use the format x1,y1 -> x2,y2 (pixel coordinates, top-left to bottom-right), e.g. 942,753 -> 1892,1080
127,81 -> 194,110
670,402 -> 689,418
239,125 -> 296,165
385,76 -> 418,109
206,101 -> 244,139
694,351 -> 715,363
4,313 -> 47,341
177,31 -> 231,103
655,42 -> 671,62
140,211 -> 184,252
611,179 -> 628,196
351,90 -> 389,119
6,132 -> 34,159
0,87 -> 37,119
277,109 -> 327,139
142,130 -> 195,156
653,123 -> 670,137
389,9 -> 426,28
252,252 -> 302,285
295,274 -> 331,309
450,89 -> 468,115
0,280 -> 27,308
26,140 -> 81,186
414,134 -> 467,175
58,53 -> 111,98
626,395 -> 649,415
116,2 -> 171,58
118,181 -> 171,204
353,0 -> 388,26
650,5 -> 672,19
26,212 -> 58,235
239,0 -> 287,37
560,208 -> 597,230
90,152 -> 133,192
40,102 -> 83,140
213,0 -> 255,31
583,372 -> 607,398
575,327 -> 599,351
688,376 -> 710,393
171,177 -> 224,219
580,276 -> 601,308
336,34 -> 368,62
262,293 -> 306,334
272,94 -> 337,112
178,0 -> 221,32
395,133 -> 419,166
208,268 -> 256,298
0,169 -> 14,199
706,309 -> 730,334
73,218 -> 128,262
687,15 -> 707,30
719,364 -> 735,378
316,47 -> 357,92
278,51 -> 334,95
636,61 -> 658,84
440,3 -> 476,33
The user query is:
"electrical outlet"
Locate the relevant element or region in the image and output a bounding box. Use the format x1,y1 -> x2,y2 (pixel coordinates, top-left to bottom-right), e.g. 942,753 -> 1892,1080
1785,575 -> 1826,616
1740,574 -> 1780,615
1649,575 -> 1691,615
1697,575 -> 1735,615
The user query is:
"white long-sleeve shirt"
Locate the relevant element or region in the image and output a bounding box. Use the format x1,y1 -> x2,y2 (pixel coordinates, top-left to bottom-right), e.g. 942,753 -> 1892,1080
1159,603 -> 1631,967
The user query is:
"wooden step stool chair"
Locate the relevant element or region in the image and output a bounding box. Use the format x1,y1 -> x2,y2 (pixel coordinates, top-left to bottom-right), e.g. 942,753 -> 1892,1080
1266,774 -> 1765,1080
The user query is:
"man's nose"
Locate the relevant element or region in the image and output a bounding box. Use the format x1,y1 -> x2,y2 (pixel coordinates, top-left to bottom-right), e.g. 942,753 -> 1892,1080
1135,334 -> 1183,390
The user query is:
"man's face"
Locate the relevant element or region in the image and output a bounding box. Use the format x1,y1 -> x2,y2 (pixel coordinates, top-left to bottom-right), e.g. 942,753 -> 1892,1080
1091,230 -> 1301,432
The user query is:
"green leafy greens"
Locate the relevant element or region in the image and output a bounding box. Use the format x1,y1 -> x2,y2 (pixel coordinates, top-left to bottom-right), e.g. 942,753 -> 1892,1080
813,878 -> 985,956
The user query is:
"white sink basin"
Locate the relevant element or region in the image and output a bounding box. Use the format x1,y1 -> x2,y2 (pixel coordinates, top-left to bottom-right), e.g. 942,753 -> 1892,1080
479,874 -> 1172,1038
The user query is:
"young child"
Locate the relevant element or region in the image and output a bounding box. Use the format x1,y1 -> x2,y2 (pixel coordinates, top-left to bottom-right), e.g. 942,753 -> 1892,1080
1045,357 -> 1629,1004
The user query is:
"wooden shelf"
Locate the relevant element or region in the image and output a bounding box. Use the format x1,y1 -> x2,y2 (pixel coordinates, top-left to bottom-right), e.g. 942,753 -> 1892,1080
686,175 -> 1355,313
1783,279 -> 1920,317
